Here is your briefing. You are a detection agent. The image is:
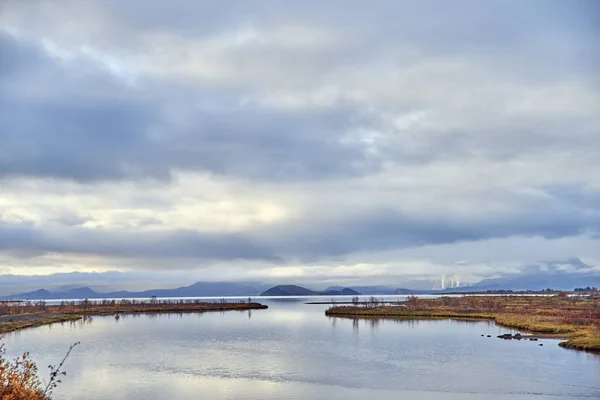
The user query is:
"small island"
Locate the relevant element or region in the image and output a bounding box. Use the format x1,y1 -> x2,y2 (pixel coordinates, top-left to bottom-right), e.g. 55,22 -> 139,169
260,284 -> 360,296
0,299 -> 268,334
325,294 -> 600,353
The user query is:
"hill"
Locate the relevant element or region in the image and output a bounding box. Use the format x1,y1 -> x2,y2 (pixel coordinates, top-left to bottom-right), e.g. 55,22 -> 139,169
325,285 -> 396,295
321,288 -> 361,296
260,285 -> 319,296
260,285 -> 361,296
393,288 -> 416,294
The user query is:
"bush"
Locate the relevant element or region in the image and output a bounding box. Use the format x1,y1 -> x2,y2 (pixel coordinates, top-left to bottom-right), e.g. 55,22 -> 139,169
0,343 -> 47,399
0,341 -> 79,400
405,295 -> 420,309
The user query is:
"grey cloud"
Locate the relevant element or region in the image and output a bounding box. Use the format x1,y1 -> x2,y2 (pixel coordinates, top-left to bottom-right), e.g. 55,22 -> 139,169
1,0 -> 599,184
101,1 -> 599,58
50,213 -> 93,227
0,220 -> 280,262
0,32 -> 44,79
0,0 -> 599,272
0,95 -> 160,181
0,32 -> 379,182
1,182 -> 598,265
259,204 -> 600,262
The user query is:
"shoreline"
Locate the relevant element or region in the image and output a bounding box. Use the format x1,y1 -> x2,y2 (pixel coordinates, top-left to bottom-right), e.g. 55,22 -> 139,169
0,301 -> 267,334
0,313 -> 83,334
305,301 -> 402,305
325,296 -> 600,353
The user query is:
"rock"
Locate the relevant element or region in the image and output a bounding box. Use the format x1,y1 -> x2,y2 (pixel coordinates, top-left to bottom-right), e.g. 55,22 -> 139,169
539,343 -> 543,346
529,338 -> 538,341
487,335 -> 491,337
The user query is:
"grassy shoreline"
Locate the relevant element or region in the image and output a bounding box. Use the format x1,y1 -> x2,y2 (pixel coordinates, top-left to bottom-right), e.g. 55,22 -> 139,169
325,295 -> 600,353
0,301 -> 267,334
0,314 -> 83,334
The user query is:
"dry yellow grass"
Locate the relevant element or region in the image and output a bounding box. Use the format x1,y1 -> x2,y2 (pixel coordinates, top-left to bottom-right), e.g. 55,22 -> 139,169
326,294 -> 600,352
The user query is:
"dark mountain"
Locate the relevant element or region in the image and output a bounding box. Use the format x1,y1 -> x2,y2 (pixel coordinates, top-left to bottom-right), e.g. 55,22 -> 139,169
114,281 -> 267,298
325,285 -> 396,295
6,289 -> 53,300
2,282 -> 269,300
61,287 -> 98,298
393,288 -> 416,294
261,285 -> 361,296
261,285 -> 319,296
321,288 -> 361,296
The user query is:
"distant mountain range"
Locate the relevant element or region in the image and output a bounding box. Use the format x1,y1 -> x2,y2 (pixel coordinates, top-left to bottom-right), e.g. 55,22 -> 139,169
3,283 -> 363,300
465,258 -> 600,291
1,282 -> 270,300
2,258 -> 599,300
4,281 -> 579,301
260,285 -> 360,296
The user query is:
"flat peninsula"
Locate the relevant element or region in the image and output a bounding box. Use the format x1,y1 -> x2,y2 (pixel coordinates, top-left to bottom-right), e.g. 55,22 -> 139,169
325,294 -> 600,353
0,299 -> 267,334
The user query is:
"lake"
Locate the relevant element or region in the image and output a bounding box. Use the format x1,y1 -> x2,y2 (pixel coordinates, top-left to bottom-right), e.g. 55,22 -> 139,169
4,296 -> 600,399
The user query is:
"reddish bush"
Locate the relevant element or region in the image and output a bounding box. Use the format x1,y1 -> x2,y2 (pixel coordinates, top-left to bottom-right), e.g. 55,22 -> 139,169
0,343 -> 47,400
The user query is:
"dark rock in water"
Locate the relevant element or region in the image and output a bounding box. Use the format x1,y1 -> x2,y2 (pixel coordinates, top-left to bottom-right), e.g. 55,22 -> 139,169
481,334 -> 484,337
487,335 -> 491,337
498,333 -> 527,340
539,343 -> 544,346
530,338 -> 538,341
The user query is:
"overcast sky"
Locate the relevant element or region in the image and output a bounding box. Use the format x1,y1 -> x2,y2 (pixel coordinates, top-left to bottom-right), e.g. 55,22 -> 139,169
0,0 -> 599,289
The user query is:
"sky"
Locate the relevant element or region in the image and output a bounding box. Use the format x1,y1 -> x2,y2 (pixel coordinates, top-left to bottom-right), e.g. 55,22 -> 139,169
0,0 -> 599,291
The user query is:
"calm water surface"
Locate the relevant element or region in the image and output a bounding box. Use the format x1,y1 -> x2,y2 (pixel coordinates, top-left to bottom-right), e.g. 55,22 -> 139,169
4,296 -> 600,399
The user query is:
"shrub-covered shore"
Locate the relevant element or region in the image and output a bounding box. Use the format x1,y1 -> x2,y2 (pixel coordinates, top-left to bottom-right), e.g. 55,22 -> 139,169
326,295 -> 600,353
0,299 -> 267,334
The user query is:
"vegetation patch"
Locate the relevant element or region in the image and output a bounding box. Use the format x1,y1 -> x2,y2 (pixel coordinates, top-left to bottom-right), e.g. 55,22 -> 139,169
0,314 -> 82,335
0,298 -> 267,334
326,294 -> 600,353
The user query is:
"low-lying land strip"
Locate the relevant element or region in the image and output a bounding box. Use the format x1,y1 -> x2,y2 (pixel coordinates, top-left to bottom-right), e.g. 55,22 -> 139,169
305,301 -> 401,305
0,299 -> 267,334
325,294 -> 600,353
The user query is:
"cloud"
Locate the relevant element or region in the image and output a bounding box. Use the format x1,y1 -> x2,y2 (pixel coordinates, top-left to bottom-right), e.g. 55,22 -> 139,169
0,31 -> 381,183
0,220 -> 279,262
1,181 -> 598,265
0,0 -> 599,282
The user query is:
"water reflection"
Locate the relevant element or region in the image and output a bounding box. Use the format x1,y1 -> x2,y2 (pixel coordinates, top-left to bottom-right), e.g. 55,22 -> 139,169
329,314 -> 498,329
2,298 -> 599,400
